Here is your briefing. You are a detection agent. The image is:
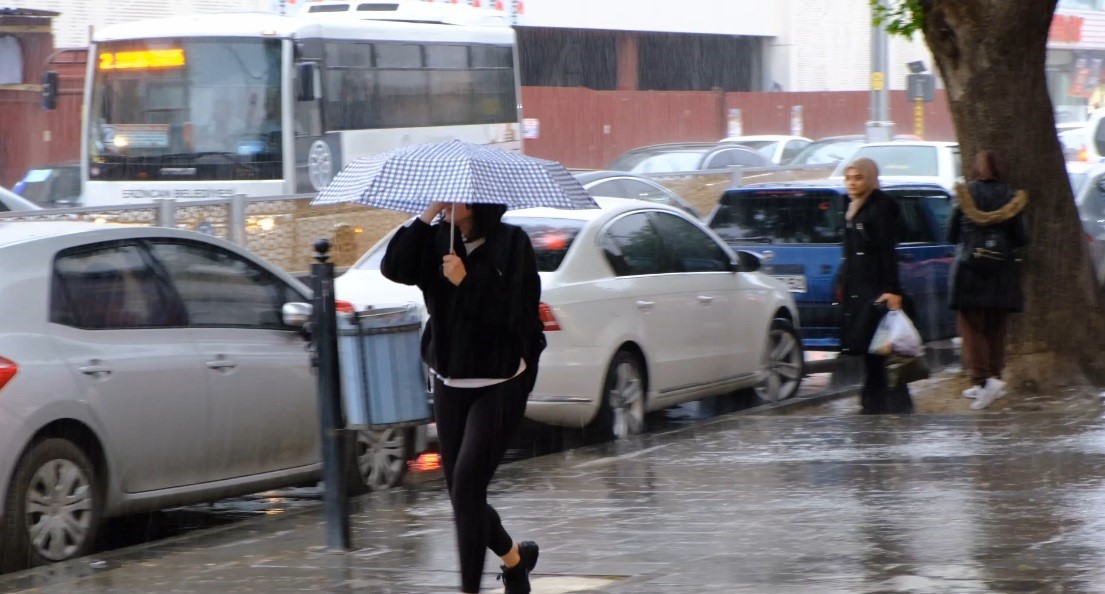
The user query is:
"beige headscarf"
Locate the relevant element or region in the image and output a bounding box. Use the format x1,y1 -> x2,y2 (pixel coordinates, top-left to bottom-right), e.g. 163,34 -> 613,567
844,157 -> 881,221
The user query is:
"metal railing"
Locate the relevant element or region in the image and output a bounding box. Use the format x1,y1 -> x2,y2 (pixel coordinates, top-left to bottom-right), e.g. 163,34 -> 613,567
0,193 -> 411,275
0,164 -> 835,276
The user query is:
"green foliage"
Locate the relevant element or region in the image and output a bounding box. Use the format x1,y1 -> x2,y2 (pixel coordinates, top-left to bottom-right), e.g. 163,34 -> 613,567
869,0 -> 925,38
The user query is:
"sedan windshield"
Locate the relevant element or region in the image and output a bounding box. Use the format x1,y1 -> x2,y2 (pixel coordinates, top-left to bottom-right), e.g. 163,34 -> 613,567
608,150 -> 707,174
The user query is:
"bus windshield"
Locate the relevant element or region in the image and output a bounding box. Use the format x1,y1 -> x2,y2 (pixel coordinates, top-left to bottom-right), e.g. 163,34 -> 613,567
88,38 -> 283,182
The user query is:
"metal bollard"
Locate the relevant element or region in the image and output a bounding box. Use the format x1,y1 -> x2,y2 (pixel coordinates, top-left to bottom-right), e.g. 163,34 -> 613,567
156,198 -> 176,228
311,238 -> 352,551
730,165 -> 744,187
229,193 -> 247,246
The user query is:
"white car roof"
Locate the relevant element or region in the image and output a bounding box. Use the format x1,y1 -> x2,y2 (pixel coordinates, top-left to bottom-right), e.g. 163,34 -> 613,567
720,135 -> 810,142
0,222 -> 121,249
506,196 -> 653,221
855,141 -> 958,148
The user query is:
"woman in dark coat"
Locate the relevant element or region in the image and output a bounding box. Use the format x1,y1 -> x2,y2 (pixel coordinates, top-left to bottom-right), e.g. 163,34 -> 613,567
839,157 -> 913,414
948,150 -> 1028,410
381,201 -> 545,594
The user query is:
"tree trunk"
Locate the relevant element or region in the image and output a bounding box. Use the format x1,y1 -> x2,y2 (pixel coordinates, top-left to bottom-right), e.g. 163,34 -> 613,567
921,0 -> 1105,388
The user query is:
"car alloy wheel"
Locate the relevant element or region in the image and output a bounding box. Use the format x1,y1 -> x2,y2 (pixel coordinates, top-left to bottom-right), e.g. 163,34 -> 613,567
353,428 -> 408,492
605,351 -> 646,439
754,318 -> 804,402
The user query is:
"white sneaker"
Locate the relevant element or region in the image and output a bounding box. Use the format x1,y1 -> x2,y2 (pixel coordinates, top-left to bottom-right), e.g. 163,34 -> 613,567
962,385 -> 982,399
970,378 -> 1007,410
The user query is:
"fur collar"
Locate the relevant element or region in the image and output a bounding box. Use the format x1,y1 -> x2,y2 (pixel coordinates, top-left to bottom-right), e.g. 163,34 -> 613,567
954,183 -> 1027,225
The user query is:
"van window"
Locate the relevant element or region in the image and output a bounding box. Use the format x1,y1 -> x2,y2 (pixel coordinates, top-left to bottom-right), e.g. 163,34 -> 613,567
709,189 -> 845,244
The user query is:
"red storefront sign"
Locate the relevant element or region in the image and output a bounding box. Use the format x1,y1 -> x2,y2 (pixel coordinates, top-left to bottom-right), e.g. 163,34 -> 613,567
1052,14 -> 1085,43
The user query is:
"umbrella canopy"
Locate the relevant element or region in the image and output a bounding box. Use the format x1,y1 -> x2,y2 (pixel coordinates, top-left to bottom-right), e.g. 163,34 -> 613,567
312,139 -> 598,212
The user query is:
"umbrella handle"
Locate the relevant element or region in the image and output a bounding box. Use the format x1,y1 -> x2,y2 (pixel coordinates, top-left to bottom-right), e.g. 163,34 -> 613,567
449,203 -> 456,255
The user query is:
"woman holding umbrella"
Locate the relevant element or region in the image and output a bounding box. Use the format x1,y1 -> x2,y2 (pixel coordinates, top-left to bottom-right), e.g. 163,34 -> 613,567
381,200 -> 545,594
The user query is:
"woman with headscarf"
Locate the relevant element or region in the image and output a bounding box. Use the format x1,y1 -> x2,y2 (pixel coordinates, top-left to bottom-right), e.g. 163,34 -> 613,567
948,150 -> 1028,410
839,157 -> 914,414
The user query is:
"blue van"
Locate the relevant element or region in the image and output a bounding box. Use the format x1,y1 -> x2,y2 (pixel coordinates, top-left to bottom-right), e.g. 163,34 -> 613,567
707,181 -> 957,350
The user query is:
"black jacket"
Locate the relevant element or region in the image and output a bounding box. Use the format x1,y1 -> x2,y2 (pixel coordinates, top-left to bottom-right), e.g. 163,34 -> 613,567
948,181 -> 1029,312
840,189 -> 903,354
380,218 -> 544,380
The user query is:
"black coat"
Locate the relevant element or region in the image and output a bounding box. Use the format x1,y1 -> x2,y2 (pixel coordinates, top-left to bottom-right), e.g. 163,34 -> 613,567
948,180 -> 1029,312
839,189 -> 903,354
380,218 -> 544,380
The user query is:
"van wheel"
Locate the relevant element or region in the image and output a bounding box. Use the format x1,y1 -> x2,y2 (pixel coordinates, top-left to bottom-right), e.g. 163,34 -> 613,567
753,319 -> 804,402
345,428 -> 412,496
1,438 -> 102,572
594,350 -> 648,440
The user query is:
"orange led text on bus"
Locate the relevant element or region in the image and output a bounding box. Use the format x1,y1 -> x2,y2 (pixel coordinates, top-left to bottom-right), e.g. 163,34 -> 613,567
99,49 -> 186,70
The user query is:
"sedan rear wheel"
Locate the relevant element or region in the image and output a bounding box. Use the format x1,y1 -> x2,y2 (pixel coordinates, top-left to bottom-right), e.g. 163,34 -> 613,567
1,438 -> 101,572
598,350 -> 647,439
346,428 -> 411,495
753,318 -> 804,402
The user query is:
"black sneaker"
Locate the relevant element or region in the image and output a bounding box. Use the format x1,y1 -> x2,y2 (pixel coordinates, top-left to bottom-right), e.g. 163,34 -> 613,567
498,541 -> 539,594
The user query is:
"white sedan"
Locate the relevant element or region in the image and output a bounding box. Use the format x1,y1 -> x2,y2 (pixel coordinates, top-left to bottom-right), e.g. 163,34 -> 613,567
337,198 -> 804,439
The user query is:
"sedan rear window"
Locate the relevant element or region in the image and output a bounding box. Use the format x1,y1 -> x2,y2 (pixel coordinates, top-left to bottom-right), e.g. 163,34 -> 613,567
709,189 -> 845,245
505,217 -> 585,272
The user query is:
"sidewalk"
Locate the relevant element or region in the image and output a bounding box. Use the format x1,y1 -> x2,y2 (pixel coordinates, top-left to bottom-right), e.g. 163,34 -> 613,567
3,401 -> 1105,593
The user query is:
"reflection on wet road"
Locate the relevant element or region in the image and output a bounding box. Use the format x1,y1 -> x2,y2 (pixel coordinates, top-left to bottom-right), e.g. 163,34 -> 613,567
90,368 -> 842,560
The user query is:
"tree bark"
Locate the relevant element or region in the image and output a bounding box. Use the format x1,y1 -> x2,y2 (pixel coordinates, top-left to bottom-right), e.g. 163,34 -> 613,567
921,0 -> 1105,387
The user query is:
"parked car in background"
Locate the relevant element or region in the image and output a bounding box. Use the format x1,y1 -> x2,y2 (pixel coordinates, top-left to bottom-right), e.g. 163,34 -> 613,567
0,222 -> 410,571
786,135 -> 868,166
786,134 -> 925,167
0,186 -> 42,212
607,142 -> 772,174
1067,161 -> 1105,287
12,164 -> 81,207
718,135 -> 812,164
340,198 -> 803,440
829,141 -> 961,192
1060,127 -> 1089,162
573,170 -> 701,218
706,181 -> 956,350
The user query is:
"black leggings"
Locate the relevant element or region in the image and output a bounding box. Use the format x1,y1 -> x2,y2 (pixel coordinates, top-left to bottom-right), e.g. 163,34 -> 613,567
434,372 -> 530,593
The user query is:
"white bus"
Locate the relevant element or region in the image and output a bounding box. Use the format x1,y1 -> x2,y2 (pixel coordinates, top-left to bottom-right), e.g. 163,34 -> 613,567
77,1 -> 521,206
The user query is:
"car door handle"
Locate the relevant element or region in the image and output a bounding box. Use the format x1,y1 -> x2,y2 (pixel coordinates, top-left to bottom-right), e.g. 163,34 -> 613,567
897,253 -> 915,261
635,300 -> 655,310
697,295 -> 715,304
78,361 -> 112,377
206,357 -> 237,370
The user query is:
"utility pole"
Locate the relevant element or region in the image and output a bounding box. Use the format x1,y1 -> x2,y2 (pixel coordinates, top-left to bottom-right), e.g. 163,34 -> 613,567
866,1 -> 895,142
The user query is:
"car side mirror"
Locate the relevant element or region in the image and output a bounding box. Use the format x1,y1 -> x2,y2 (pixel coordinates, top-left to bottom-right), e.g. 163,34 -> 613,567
736,250 -> 762,272
282,302 -> 313,327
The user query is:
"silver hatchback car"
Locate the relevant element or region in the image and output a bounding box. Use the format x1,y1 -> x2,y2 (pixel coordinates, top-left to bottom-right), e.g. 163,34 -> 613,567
0,222 -> 411,571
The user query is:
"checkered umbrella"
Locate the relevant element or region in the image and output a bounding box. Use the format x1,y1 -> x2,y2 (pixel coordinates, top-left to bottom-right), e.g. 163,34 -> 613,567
312,139 -> 598,212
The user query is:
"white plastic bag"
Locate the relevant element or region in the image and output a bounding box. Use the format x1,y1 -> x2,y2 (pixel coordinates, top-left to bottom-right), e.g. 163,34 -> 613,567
868,310 -> 924,358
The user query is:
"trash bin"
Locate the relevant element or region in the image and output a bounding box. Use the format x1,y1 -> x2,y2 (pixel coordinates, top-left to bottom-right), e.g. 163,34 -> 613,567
337,304 -> 431,429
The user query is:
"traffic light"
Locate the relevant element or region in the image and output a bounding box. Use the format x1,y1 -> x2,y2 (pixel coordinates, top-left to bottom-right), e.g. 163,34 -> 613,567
41,71 -> 58,110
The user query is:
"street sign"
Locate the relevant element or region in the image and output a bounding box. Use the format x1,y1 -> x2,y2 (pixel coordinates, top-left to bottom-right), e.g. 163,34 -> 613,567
907,73 -> 936,102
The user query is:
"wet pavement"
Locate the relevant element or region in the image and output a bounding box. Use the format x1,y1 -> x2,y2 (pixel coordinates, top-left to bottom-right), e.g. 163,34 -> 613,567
5,405 -> 1105,592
